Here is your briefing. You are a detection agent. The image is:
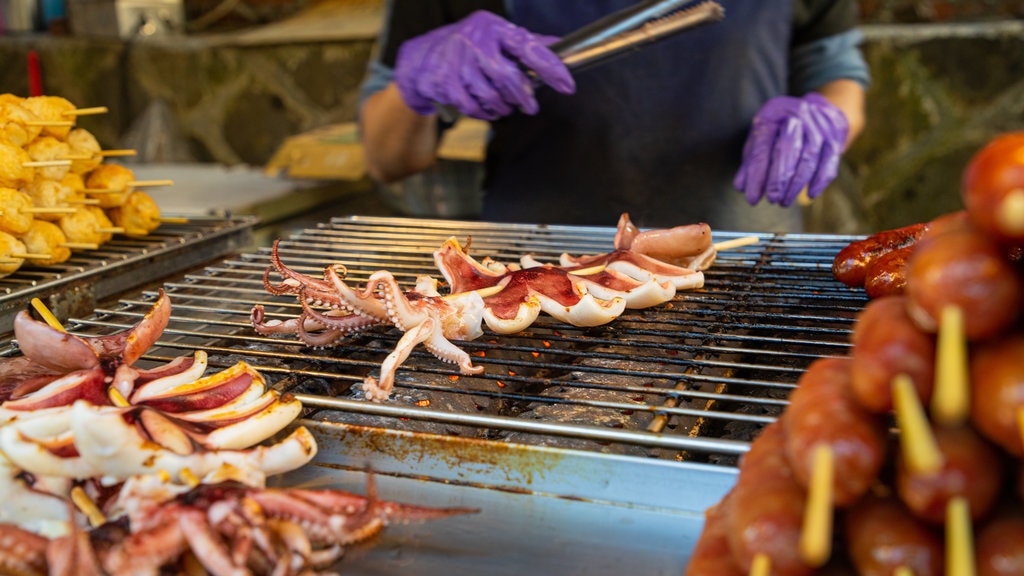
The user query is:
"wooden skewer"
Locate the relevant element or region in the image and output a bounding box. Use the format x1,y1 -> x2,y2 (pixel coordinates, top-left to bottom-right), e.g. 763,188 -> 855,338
63,106 -> 108,117
30,297 -> 64,332
749,553 -> 770,576
799,443 -> 834,568
12,252 -> 54,260
60,154 -> 95,161
0,258 -> 21,264
713,236 -> 760,251
128,179 -> 174,188
97,227 -> 125,234
68,198 -> 101,205
25,207 -> 77,215
99,149 -> 137,157
893,373 -> 944,475
23,159 -> 72,168
82,188 -> 118,194
894,567 -> 915,576
159,216 -> 190,224
70,486 -> 106,527
61,242 -> 98,250
932,305 -> 969,426
946,497 -> 977,576
24,120 -> 74,127
108,387 -> 130,407
1000,188 -> 1024,231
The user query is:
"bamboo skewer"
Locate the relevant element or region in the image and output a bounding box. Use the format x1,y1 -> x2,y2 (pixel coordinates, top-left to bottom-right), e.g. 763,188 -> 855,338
99,149 -> 137,157
68,198 -> 101,205
84,180 -> 174,194
30,297 -> 64,332
932,305 -> 969,426
25,207 -> 77,215
63,106 -> 108,117
893,373 -> 944,475
799,443 -> 834,568
23,160 -> 72,168
70,486 -> 107,527
12,252 -> 54,259
23,120 -> 74,127
159,216 -> 190,224
749,554 -> 770,576
946,497 -> 976,576
97,227 -> 125,234
61,242 -> 98,250
713,236 -> 759,251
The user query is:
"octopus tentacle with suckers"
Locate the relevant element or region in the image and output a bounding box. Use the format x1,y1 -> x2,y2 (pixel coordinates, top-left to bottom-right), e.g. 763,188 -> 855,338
253,214 -> 723,402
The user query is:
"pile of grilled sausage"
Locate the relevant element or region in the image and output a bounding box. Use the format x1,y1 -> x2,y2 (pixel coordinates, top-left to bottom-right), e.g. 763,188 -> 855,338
686,132 -> 1024,575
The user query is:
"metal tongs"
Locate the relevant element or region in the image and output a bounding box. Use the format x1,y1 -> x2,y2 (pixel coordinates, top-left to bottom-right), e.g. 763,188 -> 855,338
436,0 -> 725,121
546,0 -> 725,76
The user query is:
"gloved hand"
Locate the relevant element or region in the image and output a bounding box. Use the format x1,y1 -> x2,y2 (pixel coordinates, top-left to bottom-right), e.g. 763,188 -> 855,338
733,93 -> 850,207
394,10 -> 576,121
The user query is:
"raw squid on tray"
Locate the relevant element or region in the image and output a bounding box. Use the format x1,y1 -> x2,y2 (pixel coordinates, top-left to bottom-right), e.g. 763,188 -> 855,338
0,290 -> 477,575
251,213 -> 722,401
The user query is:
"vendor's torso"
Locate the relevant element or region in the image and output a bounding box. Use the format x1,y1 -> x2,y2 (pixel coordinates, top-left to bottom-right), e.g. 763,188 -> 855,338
482,0 -> 798,232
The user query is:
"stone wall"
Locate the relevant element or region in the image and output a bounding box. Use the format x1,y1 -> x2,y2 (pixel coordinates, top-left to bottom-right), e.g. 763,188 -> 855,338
1,10 -> 1022,234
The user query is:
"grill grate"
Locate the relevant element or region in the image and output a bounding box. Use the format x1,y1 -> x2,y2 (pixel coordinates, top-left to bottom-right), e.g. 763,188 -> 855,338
0,214 -> 257,334
2,216 -> 867,467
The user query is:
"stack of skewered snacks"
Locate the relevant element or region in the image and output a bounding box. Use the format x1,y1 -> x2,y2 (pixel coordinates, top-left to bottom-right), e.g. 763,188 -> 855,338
685,132 -> 1024,576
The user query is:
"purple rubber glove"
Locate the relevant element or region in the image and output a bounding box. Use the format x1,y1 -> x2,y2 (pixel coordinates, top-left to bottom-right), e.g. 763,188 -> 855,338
734,93 -> 850,207
394,10 -> 575,121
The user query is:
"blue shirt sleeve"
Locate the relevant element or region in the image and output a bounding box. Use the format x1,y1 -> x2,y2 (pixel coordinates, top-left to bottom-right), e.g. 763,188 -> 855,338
789,28 -> 871,94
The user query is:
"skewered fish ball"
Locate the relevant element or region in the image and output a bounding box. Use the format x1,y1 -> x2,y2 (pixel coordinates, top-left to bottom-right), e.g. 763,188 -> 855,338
0,187 -> 35,235
21,95 -> 75,139
0,101 -> 43,147
19,220 -> 69,266
84,163 -> 134,208
0,230 -> 27,277
23,179 -> 74,220
66,127 -> 102,175
0,141 -> 35,189
24,136 -> 71,181
61,172 -> 85,194
108,191 -> 161,238
59,207 -> 109,246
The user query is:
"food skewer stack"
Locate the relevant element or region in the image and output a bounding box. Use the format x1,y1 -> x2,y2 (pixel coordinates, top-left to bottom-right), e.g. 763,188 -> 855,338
685,132 -> 1024,576
0,93 -> 175,279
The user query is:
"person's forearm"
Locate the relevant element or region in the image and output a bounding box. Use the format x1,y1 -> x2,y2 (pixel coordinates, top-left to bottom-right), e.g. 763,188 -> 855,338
815,78 -> 866,149
360,83 -> 440,183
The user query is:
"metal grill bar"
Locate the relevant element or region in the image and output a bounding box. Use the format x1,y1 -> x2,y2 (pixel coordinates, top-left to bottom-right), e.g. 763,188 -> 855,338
2,216 -> 867,467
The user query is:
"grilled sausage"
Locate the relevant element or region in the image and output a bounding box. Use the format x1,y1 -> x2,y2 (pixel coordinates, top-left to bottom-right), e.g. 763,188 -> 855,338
962,132 -> 1024,245
727,420 -> 813,576
976,509 -> 1024,576
970,335 -> 1024,456
684,491 -> 743,576
845,493 -> 944,576
784,357 -> 888,506
863,244 -> 913,298
905,223 -> 1022,339
850,295 -> 936,414
896,423 -> 1006,525
832,223 -> 928,288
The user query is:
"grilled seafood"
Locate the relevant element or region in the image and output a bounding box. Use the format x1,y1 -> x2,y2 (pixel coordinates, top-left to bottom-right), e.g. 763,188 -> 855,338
0,474 -> 476,576
252,214 -> 711,401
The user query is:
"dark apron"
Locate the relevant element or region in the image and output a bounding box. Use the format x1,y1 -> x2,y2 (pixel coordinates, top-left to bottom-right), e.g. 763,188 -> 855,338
481,0 -> 800,232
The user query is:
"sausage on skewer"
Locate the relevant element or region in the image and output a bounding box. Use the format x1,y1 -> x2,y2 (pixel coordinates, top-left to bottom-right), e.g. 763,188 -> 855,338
905,221 -> 1022,339
785,356 -> 889,506
832,223 -> 928,288
845,492 -> 944,576
976,508 -> 1024,576
896,423 -> 1006,525
727,420 -> 814,576
850,295 -> 936,414
970,335 -> 1024,456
